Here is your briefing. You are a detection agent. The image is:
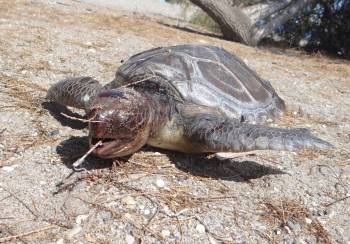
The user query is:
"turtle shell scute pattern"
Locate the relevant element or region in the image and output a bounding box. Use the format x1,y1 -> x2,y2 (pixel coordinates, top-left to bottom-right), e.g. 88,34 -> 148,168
115,45 -> 286,124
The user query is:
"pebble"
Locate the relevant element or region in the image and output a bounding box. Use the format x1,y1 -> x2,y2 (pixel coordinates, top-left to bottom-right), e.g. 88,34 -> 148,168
100,211 -> 112,222
144,209 -> 151,215
50,129 -> 60,136
156,178 -> 165,188
75,214 -> 88,225
287,220 -> 301,232
305,218 -> 312,224
56,238 -> 64,244
196,223 -> 206,234
274,229 -> 281,235
161,229 -> 171,238
125,234 -> 135,244
66,225 -> 82,239
122,196 -> 136,208
208,235 -> 218,244
2,166 -> 15,172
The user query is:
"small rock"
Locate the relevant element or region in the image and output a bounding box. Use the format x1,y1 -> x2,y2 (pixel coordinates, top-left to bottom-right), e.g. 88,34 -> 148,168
50,129 -> 60,136
75,214 -> 88,225
56,238 -> 64,244
2,166 -> 15,172
161,229 -> 171,238
144,209 -> 151,215
274,229 -> 281,235
122,196 -> 136,208
196,223 -> 206,234
156,178 -> 165,188
125,234 -> 135,244
284,225 -> 292,234
305,218 -> 312,224
66,225 -> 82,239
208,235 -> 218,244
99,211 -> 112,222
305,236 -> 317,244
287,220 -> 301,232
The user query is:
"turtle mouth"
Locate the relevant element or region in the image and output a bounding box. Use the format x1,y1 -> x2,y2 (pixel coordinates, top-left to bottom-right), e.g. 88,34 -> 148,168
89,136 -> 134,158
89,137 -> 120,158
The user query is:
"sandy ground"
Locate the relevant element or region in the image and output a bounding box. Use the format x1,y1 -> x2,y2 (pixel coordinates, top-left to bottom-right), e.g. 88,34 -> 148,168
79,0 -> 187,19
0,0 -> 349,243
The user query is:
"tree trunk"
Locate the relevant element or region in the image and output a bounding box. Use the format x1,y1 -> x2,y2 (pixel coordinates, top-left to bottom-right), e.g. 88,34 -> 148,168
190,0 -> 254,45
189,0 -> 312,46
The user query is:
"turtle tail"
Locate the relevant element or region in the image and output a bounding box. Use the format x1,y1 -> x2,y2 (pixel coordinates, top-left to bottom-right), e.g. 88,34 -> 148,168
46,77 -> 104,110
185,113 -> 333,152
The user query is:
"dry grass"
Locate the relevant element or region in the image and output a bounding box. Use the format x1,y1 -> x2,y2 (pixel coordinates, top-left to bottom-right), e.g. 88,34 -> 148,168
262,198 -> 332,244
0,0 -> 349,242
0,75 -> 58,165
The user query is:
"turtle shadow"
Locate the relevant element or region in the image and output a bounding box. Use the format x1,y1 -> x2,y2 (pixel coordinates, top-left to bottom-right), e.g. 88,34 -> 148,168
163,151 -> 285,182
42,101 -> 87,130
56,136 -> 113,170
56,136 -> 284,182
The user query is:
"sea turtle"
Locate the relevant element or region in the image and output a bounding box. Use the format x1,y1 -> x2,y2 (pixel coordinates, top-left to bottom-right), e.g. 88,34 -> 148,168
47,44 -> 332,159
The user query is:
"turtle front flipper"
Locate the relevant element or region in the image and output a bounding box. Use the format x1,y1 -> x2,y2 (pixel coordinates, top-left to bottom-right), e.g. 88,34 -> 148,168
183,113 -> 333,152
46,77 -> 104,110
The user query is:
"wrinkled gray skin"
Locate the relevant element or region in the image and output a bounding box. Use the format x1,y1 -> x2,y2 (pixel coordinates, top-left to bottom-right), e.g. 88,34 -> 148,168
47,44 -> 332,159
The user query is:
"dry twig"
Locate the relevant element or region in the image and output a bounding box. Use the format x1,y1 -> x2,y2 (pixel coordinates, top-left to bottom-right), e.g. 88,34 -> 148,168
72,140 -> 102,171
0,225 -> 56,243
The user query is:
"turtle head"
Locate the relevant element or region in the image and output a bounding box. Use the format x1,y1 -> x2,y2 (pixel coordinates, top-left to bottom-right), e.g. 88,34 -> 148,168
87,88 -> 152,158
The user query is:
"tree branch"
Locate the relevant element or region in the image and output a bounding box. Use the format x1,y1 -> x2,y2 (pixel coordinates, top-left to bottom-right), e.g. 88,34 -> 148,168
243,0 -> 292,22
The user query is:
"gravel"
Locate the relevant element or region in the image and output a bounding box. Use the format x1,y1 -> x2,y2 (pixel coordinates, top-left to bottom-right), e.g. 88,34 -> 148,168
0,0 -> 349,243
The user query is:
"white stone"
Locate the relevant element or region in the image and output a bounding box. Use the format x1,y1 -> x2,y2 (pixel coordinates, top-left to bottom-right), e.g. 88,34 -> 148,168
2,166 -> 15,172
161,229 -> 171,238
56,238 -> 64,244
66,225 -> 82,239
156,178 -> 165,188
196,223 -> 206,234
122,196 -> 136,207
305,218 -> 312,224
75,214 -> 88,225
144,209 -> 151,215
125,234 -> 135,244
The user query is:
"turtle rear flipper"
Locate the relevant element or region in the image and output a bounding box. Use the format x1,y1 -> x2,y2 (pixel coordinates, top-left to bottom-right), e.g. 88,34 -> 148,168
46,77 -> 103,110
184,113 -> 333,152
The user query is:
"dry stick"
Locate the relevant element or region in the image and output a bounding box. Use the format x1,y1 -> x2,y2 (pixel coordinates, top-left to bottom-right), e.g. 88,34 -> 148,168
0,225 -> 56,243
60,112 -> 103,123
324,195 -> 350,207
72,140 -> 102,171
